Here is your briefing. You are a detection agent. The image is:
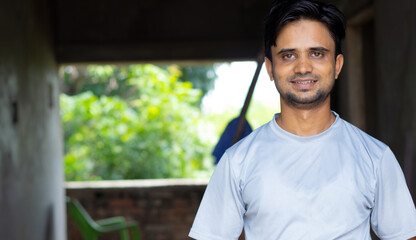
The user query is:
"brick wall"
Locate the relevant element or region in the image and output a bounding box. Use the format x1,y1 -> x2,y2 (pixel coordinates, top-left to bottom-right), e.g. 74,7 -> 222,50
65,179 -> 208,240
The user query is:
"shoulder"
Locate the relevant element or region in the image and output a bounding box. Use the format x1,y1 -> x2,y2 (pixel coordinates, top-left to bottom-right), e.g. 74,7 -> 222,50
226,119 -> 273,158
336,117 -> 399,191
222,119 -> 275,180
337,117 -> 388,160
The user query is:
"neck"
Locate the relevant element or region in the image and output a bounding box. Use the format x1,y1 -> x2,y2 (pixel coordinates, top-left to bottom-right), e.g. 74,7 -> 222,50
276,97 -> 335,137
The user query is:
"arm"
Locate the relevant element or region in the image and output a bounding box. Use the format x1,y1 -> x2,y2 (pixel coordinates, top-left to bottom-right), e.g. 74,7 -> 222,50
189,153 -> 245,239
371,148 -> 416,239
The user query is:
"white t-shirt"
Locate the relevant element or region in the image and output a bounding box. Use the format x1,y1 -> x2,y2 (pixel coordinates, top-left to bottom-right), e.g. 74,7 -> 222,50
189,113 -> 416,240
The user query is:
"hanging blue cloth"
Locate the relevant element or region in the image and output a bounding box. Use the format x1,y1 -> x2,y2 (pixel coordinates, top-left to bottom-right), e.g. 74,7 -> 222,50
212,116 -> 253,164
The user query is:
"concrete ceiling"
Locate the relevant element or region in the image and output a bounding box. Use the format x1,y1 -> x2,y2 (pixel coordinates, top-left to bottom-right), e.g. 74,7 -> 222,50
54,0 -> 372,63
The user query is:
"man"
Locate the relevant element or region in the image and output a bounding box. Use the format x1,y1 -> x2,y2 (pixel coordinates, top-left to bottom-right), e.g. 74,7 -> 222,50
189,0 -> 416,239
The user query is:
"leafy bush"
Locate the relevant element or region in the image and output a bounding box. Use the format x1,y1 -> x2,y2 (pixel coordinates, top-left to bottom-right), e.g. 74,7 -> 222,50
61,64 -> 214,181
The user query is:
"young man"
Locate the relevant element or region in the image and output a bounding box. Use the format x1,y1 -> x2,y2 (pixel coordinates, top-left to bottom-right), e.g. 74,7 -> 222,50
189,0 -> 416,239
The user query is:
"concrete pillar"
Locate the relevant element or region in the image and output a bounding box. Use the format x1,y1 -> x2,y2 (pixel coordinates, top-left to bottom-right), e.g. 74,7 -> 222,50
374,0 -> 416,196
0,0 -> 66,239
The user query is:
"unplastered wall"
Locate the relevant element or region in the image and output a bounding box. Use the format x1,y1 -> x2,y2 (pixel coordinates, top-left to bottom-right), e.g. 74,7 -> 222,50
0,0 -> 66,239
66,179 -> 207,240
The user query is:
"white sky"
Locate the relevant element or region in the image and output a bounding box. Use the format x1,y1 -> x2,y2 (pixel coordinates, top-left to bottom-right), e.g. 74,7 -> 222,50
202,61 -> 280,114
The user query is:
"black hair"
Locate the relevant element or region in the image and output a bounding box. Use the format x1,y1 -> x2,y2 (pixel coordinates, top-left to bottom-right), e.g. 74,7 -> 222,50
264,0 -> 346,61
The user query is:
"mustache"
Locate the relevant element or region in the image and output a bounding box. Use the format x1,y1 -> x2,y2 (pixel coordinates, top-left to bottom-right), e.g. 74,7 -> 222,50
287,73 -> 321,82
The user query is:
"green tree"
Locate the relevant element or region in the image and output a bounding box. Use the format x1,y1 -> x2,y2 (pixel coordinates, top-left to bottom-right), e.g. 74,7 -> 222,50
60,64 -> 217,103
178,65 -> 217,97
61,64 -> 214,181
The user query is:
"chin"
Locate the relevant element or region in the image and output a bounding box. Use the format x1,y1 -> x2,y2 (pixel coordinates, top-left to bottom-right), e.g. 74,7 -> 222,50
284,91 -> 330,110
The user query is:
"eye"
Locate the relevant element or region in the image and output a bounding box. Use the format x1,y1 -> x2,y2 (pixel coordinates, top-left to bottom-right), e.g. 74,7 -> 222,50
311,51 -> 324,58
282,53 -> 295,60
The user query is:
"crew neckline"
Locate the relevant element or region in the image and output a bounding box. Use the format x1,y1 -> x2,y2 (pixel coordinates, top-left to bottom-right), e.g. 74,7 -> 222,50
270,111 -> 340,142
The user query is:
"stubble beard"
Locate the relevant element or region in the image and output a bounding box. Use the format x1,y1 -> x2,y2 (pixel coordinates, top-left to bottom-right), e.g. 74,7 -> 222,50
284,88 -> 330,110
276,73 -> 334,110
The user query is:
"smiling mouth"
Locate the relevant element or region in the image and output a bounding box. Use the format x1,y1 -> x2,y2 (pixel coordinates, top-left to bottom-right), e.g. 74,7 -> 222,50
292,80 -> 317,84
290,79 -> 318,89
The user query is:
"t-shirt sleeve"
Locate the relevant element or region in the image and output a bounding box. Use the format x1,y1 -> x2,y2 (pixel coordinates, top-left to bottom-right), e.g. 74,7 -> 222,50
371,147 -> 416,240
189,152 -> 245,240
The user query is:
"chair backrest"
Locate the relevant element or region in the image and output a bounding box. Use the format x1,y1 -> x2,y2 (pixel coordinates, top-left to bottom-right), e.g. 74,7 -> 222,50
66,197 -> 101,238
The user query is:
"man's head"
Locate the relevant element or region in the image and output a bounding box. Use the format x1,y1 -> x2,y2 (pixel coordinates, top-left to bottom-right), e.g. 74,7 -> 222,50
263,0 -> 346,110
264,0 -> 346,61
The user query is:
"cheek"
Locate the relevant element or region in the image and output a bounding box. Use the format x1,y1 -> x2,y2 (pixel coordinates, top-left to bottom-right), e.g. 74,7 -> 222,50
327,68 -> 337,80
316,64 -> 336,80
273,74 -> 284,88
273,75 -> 288,93
273,65 -> 291,81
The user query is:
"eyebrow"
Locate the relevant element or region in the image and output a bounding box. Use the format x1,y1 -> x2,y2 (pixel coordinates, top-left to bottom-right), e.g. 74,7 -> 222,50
310,47 -> 330,52
277,47 -> 330,55
277,48 -> 295,55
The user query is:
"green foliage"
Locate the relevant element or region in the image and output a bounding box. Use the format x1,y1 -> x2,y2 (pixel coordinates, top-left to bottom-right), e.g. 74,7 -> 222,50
60,64 -> 217,103
178,65 -> 217,98
61,64 -> 214,181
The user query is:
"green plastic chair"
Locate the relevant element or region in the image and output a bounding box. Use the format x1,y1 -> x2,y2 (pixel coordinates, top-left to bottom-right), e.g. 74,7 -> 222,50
66,197 -> 141,240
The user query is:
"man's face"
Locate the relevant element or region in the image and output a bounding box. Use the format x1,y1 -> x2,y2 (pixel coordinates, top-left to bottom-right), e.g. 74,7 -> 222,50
265,19 -> 344,110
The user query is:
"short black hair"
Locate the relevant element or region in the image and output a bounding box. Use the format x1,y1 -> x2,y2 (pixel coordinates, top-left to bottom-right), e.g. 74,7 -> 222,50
264,0 -> 346,61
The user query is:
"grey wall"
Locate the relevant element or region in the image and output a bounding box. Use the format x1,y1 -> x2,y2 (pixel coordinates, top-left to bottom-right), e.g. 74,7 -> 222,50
0,0 -> 66,239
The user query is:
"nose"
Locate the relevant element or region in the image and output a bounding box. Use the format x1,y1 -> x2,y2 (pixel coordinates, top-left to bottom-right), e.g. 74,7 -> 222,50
294,55 -> 313,74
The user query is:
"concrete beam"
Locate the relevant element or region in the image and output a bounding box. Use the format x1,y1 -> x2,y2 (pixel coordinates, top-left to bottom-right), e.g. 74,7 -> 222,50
54,0 -> 271,63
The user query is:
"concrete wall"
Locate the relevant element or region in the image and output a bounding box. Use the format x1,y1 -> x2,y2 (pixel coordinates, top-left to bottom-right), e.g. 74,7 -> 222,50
65,179 -> 207,240
0,0 -> 66,239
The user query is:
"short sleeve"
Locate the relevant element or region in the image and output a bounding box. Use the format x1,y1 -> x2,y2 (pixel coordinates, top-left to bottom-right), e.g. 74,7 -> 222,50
371,147 -> 416,240
189,152 -> 245,240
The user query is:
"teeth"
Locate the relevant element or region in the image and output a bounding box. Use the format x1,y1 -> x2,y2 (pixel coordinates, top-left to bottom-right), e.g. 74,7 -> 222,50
295,81 -> 313,84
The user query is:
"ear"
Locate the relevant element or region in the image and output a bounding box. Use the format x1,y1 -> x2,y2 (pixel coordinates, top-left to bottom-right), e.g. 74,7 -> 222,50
335,54 -> 344,79
265,57 -> 274,81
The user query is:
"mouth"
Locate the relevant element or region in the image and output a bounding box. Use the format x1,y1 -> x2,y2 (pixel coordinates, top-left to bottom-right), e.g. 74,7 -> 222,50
292,80 -> 317,84
290,79 -> 318,89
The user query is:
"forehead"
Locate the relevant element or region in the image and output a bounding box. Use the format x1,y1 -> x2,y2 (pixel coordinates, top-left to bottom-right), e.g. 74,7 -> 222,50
274,19 -> 335,51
